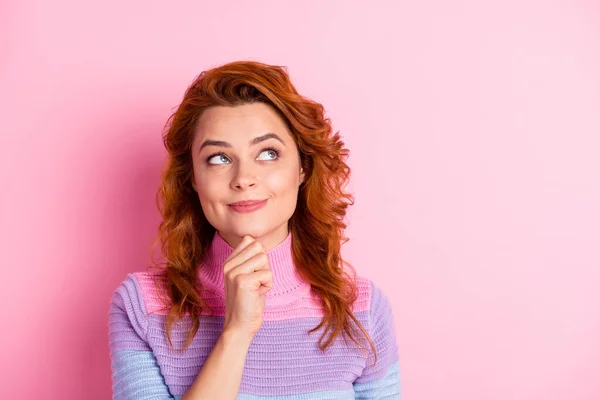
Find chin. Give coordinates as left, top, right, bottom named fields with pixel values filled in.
left=223, top=223, right=272, bottom=240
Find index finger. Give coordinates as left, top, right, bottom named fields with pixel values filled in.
left=224, top=235, right=255, bottom=264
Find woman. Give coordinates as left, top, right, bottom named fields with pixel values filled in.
left=108, top=60, right=401, bottom=399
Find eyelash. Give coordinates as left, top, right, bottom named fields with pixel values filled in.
left=205, top=147, right=281, bottom=165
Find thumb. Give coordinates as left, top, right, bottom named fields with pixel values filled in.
left=254, top=273, right=273, bottom=296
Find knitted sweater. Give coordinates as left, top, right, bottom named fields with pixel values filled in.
left=108, top=231, right=401, bottom=399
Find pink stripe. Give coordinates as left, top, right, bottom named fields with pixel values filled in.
left=135, top=271, right=372, bottom=321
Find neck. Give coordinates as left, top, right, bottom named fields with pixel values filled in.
left=198, top=230, right=310, bottom=306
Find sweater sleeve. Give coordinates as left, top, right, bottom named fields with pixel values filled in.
left=108, top=274, right=175, bottom=400
left=353, top=281, right=402, bottom=399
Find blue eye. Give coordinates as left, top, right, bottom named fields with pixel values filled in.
left=206, top=153, right=229, bottom=165
left=206, top=147, right=281, bottom=165
left=257, top=147, right=281, bottom=161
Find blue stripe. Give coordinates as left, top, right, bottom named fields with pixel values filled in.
left=111, top=350, right=175, bottom=399
left=175, top=389, right=356, bottom=399
left=353, top=361, right=401, bottom=399
left=114, top=350, right=400, bottom=399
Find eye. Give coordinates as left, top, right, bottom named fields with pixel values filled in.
left=206, top=152, right=230, bottom=165
left=257, top=147, right=281, bottom=161
left=206, top=147, right=281, bottom=165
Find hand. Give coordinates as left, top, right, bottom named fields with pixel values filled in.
left=222, top=235, right=273, bottom=339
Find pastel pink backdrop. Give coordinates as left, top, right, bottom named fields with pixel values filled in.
left=1, top=0, right=599, bottom=399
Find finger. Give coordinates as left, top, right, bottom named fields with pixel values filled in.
left=224, top=235, right=255, bottom=265
left=224, top=240, right=266, bottom=275
left=255, top=270, right=273, bottom=296
left=227, top=251, right=270, bottom=280
left=238, top=269, right=273, bottom=295
left=226, top=235, right=255, bottom=260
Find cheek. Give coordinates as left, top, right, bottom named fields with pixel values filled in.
left=194, top=170, right=225, bottom=202
left=265, top=169, right=300, bottom=193
left=197, top=181, right=224, bottom=202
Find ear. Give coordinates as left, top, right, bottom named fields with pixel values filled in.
left=299, top=167, right=305, bottom=186
left=191, top=179, right=197, bottom=192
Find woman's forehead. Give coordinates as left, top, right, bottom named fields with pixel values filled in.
left=195, top=104, right=293, bottom=144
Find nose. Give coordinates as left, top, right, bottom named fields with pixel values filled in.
left=230, top=161, right=258, bottom=190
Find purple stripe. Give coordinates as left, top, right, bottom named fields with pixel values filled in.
left=354, top=281, right=399, bottom=383
left=108, top=275, right=151, bottom=352
left=146, top=312, right=371, bottom=396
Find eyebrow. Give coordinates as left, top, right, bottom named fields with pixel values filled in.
left=199, top=132, right=286, bottom=152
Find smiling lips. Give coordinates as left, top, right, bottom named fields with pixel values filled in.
left=228, top=199, right=268, bottom=213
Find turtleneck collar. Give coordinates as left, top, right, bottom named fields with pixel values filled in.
left=198, top=230, right=311, bottom=307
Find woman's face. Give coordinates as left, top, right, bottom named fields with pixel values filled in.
left=191, top=102, right=305, bottom=250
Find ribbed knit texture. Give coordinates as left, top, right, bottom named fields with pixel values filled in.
left=108, top=231, right=401, bottom=399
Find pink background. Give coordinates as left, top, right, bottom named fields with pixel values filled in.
left=2, top=0, right=599, bottom=399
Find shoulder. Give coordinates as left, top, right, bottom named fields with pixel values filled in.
left=351, top=273, right=391, bottom=311
left=110, top=271, right=170, bottom=316
left=352, top=276, right=401, bottom=385
left=354, top=274, right=395, bottom=336
left=110, top=273, right=144, bottom=307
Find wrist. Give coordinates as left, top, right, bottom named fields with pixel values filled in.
left=220, top=327, right=255, bottom=349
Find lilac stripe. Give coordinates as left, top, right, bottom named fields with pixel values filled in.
left=146, top=312, right=371, bottom=396
left=108, top=275, right=151, bottom=352
left=354, top=281, right=400, bottom=383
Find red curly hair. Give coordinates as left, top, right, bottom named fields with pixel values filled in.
left=148, top=60, right=377, bottom=364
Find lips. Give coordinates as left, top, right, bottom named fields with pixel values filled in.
left=229, top=199, right=267, bottom=206
left=228, top=199, right=268, bottom=214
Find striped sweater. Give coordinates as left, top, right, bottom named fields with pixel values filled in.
left=108, top=231, right=401, bottom=399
